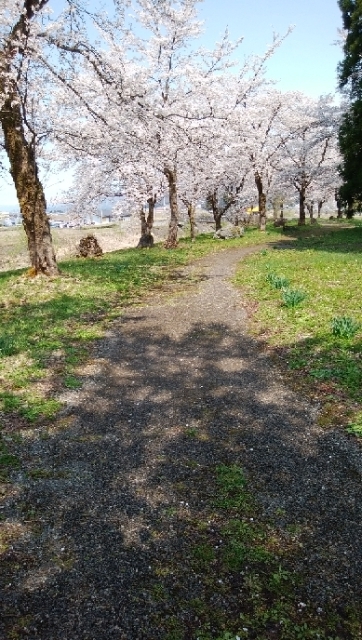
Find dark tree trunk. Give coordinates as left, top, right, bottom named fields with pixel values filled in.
left=280, top=200, right=284, bottom=220
left=317, top=200, right=324, bottom=218
left=337, top=202, right=343, bottom=219
left=207, top=190, right=222, bottom=230
left=164, top=166, right=178, bottom=248
left=0, top=95, right=59, bottom=275
left=187, top=203, right=196, bottom=241
left=255, top=172, right=266, bottom=231
left=298, top=187, right=306, bottom=225
left=346, top=200, right=354, bottom=219
left=214, top=212, right=223, bottom=231
left=335, top=190, right=343, bottom=219
left=140, top=207, right=148, bottom=236
left=137, top=194, right=156, bottom=248
left=146, top=195, right=156, bottom=233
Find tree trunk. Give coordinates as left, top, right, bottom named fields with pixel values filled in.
left=280, top=200, right=284, bottom=220
left=137, top=194, right=156, bottom=248
left=272, top=197, right=278, bottom=220
left=346, top=199, right=354, bottom=219
left=255, top=173, right=266, bottom=231
left=0, top=95, right=59, bottom=275
left=214, top=212, right=223, bottom=231
left=187, top=203, right=196, bottom=241
left=164, top=166, right=179, bottom=248
left=306, top=201, right=314, bottom=221
left=140, top=207, right=148, bottom=236
left=335, top=190, right=343, bottom=219
left=207, top=190, right=222, bottom=230
left=298, top=187, right=306, bottom=225
left=317, top=200, right=323, bottom=218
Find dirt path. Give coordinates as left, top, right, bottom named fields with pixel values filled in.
left=1, top=247, right=362, bottom=639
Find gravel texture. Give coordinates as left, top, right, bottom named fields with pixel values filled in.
left=1, top=246, right=362, bottom=639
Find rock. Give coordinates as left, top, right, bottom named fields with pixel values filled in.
left=214, top=228, right=232, bottom=239
left=273, top=218, right=286, bottom=228
left=76, top=234, right=103, bottom=258
left=213, top=225, right=244, bottom=240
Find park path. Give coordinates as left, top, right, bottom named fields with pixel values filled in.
left=1, top=246, right=362, bottom=639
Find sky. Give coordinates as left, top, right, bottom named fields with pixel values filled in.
left=0, top=0, right=343, bottom=208
left=198, top=0, right=342, bottom=97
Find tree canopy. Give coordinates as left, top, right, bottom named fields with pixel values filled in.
left=0, top=1, right=343, bottom=269
left=338, top=0, right=362, bottom=208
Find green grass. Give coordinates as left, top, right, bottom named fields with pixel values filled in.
left=331, top=316, right=360, bottom=338
left=347, top=412, right=362, bottom=436
left=147, top=462, right=361, bottom=639
left=265, top=273, right=290, bottom=289
left=234, top=223, right=362, bottom=430
left=281, top=287, right=308, bottom=308
left=0, top=228, right=281, bottom=423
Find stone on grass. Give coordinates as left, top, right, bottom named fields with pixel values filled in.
left=213, top=225, right=244, bottom=240
left=76, top=234, right=103, bottom=258
left=273, top=218, right=286, bottom=229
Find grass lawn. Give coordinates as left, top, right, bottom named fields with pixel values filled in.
left=234, top=220, right=362, bottom=437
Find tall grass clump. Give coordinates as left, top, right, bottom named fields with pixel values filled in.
left=331, top=316, right=360, bottom=339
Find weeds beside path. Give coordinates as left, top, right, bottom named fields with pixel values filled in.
left=1, top=234, right=362, bottom=639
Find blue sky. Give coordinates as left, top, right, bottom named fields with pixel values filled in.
left=198, top=0, right=342, bottom=97
left=0, top=0, right=343, bottom=207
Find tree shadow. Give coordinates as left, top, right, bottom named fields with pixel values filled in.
left=275, top=223, right=362, bottom=254
left=1, top=315, right=362, bottom=638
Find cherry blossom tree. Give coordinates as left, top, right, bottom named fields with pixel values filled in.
left=278, top=93, right=341, bottom=225
left=50, top=0, right=291, bottom=246
left=0, top=0, right=61, bottom=274
left=0, top=0, right=133, bottom=272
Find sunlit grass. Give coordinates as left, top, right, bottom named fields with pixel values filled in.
left=234, top=224, right=362, bottom=428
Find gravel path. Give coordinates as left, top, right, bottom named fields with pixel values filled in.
left=1, top=246, right=362, bottom=639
